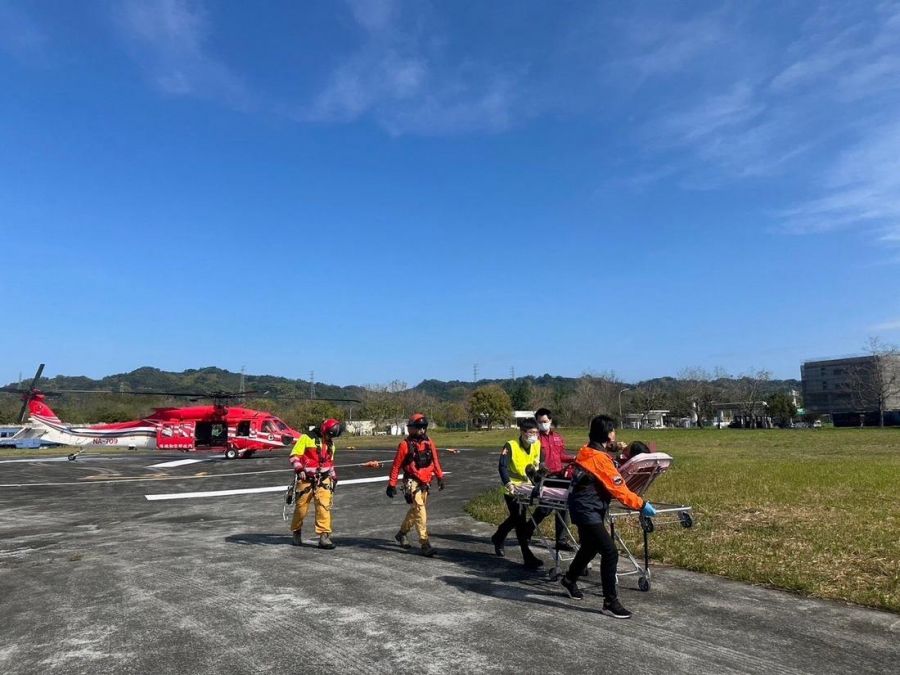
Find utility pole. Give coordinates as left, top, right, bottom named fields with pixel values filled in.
left=618, top=387, right=632, bottom=427
left=309, top=371, right=315, bottom=398
left=239, top=366, right=245, bottom=402
left=510, top=366, right=515, bottom=380
left=473, top=364, right=479, bottom=382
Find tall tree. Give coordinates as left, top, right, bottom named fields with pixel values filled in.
left=733, top=368, right=771, bottom=428
left=467, top=385, right=513, bottom=430
left=503, top=379, right=533, bottom=410
left=766, top=391, right=797, bottom=428
left=569, top=372, right=620, bottom=425
left=849, top=337, right=900, bottom=427
left=678, top=366, right=722, bottom=427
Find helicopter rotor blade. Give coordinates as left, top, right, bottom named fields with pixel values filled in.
left=18, top=363, right=44, bottom=423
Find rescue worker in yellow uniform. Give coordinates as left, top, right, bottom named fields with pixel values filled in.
left=489, top=418, right=544, bottom=569
left=385, top=413, right=445, bottom=557
left=289, top=418, right=342, bottom=549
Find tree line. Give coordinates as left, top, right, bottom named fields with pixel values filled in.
left=1, top=365, right=803, bottom=430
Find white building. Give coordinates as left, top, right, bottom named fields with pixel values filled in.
left=624, top=410, right=670, bottom=429
left=344, top=420, right=375, bottom=436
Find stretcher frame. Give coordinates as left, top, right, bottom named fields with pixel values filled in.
left=512, top=477, right=581, bottom=581
left=607, top=502, right=693, bottom=591
left=608, top=452, right=693, bottom=591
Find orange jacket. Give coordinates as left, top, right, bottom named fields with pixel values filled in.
left=389, top=437, right=444, bottom=486
left=573, top=445, right=644, bottom=511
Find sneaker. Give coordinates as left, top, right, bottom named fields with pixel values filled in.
left=523, top=556, right=544, bottom=570
left=603, top=597, right=632, bottom=619
left=555, top=541, right=576, bottom=552
left=318, top=534, right=336, bottom=550
left=421, top=542, right=436, bottom=557
left=560, top=575, right=584, bottom=600
left=490, top=533, right=505, bottom=557
left=291, top=530, right=302, bottom=547
left=394, top=531, right=411, bottom=549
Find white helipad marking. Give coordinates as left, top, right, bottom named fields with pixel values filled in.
left=147, top=459, right=207, bottom=468
left=144, top=475, right=390, bottom=501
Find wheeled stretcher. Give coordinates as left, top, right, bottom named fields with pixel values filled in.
left=511, top=477, right=579, bottom=581
left=608, top=452, right=693, bottom=592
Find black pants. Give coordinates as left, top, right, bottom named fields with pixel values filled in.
left=526, top=506, right=570, bottom=545
left=566, top=519, right=618, bottom=598
left=493, top=494, right=537, bottom=561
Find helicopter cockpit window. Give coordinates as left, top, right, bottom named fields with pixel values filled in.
left=236, top=421, right=251, bottom=437
left=260, top=420, right=275, bottom=434
left=272, top=418, right=288, bottom=431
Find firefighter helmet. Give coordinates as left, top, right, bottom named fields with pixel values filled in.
left=321, top=418, right=342, bottom=438
left=406, top=413, right=428, bottom=429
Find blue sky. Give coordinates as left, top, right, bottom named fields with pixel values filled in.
left=2, top=0, right=899, bottom=387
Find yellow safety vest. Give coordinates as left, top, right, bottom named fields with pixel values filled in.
left=507, top=438, right=540, bottom=485
left=289, top=434, right=336, bottom=461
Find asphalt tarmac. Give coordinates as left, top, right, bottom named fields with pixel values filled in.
left=0, top=447, right=897, bottom=674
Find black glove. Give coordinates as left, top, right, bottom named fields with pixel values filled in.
left=386, top=485, right=396, bottom=498
left=437, top=477, right=445, bottom=491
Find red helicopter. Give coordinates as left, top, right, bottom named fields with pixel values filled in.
left=2, top=365, right=357, bottom=460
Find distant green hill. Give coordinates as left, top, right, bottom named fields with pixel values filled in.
left=1, top=366, right=801, bottom=425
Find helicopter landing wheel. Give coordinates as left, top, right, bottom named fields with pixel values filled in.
left=224, top=448, right=238, bottom=460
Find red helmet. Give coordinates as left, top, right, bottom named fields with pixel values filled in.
left=407, top=413, right=428, bottom=429
left=320, top=418, right=342, bottom=438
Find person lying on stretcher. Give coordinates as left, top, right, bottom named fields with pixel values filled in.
left=616, top=440, right=650, bottom=467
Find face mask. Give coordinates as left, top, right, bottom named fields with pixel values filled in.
left=538, top=422, right=551, bottom=433
left=524, top=434, right=539, bottom=445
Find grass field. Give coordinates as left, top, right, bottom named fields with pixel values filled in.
left=414, top=427, right=899, bottom=613
left=5, top=428, right=897, bottom=612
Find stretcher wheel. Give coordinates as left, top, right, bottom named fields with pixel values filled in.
left=638, top=577, right=650, bottom=592
left=67, top=453, right=77, bottom=461
left=548, top=567, right=561, bottom=582
left=224, top=448, right=238, bottom=460
left=679, top=512, right=693, bottom=528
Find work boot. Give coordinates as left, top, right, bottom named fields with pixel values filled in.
left=490, top=532, right=505, bottom=557
left=318, top=534, right=335, bottom=550
left=421, top=541, right=436, bottom=557
left=394, top=530, right=411, bottom=549
left=291, top=530, right=302, bottom=547
left=602, top=597, right=632, bottom=619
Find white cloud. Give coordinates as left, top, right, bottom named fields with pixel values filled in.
left=301, top=1, right=526, bottom=136
left=870, top=318, right=900, bottom=332
left=614, top=10, right=729, bottom=79
left=779, top=119, right=900, bottom=238
left=113, top=0, right=247, bottom=105
left=610, top=2, right=900, bottom=250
